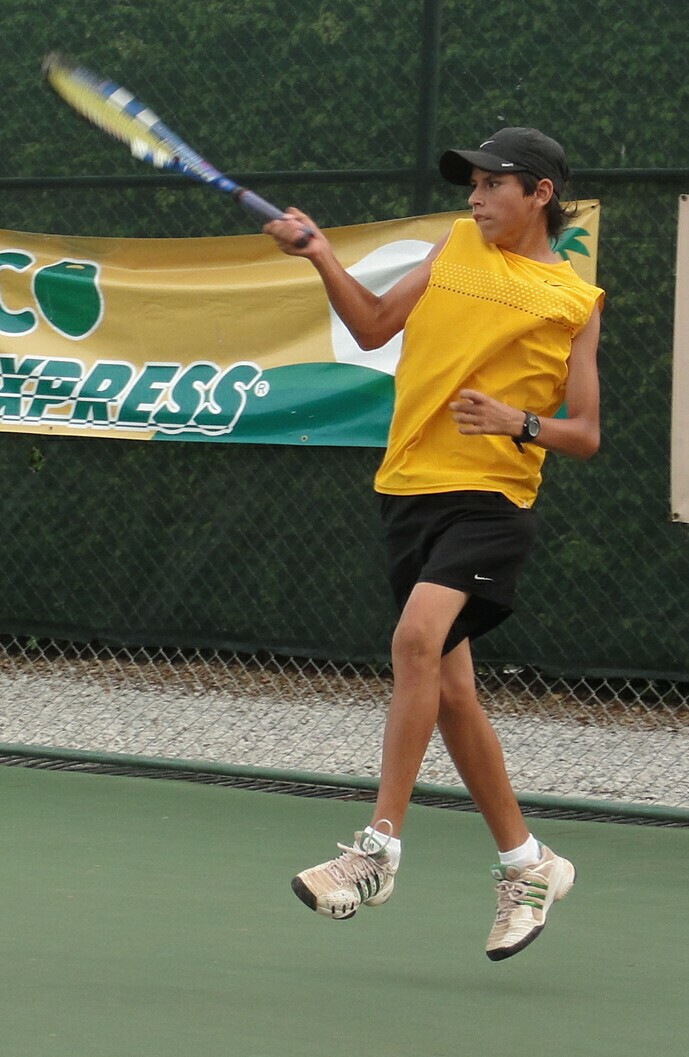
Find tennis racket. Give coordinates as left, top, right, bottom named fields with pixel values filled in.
left=42, top=52, right=312, bottom=245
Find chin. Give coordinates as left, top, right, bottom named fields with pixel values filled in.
left=475, top=220, right=498, bottom=244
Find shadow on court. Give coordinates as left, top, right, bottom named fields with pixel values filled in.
left=1, top=764, right=687, bottom=1057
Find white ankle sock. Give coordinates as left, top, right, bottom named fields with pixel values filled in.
left=499, top=834, right=540, bottom=869
left=362, top=825, right=401, bottom=867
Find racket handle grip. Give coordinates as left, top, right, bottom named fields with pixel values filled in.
left=234, top=188, right=313, bottom=247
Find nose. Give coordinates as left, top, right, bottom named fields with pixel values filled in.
left=468, top=186, right=482, bottom=206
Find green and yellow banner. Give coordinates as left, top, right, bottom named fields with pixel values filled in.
left=0, top=203, right=600, bottom=447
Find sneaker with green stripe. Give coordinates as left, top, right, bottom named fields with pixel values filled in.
left=485, top=844, right=576, bottom=961
left=291, top=823, right=397, bottom=920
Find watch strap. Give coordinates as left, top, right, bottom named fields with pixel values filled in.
left=512, top=411, right=540, bottom=453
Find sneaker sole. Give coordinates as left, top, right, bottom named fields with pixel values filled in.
left=291, top=876, right=357, bottom=920
left=486, top=923, right=545, bottom=961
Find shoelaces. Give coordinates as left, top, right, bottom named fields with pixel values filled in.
left=494, top=878, right=544, bottom=918
left=329, top=818, right=394, bottom=886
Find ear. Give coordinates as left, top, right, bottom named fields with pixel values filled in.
left=534, top=178, right=555, bottom=207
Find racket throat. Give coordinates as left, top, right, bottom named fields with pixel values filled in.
left=231, top=187, right=286, bottom=224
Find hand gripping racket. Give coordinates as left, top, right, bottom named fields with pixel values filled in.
left=42, top=52, right=312, bottom=246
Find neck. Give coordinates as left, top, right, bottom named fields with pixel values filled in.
left=494, top=213, right=557, bottom=263
left=498, top=223, right=558, bottom=264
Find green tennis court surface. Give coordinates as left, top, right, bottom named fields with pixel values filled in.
left=1, top=764, right=687, bottom=1057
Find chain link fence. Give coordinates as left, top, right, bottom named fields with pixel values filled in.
left=2, top=646, right=687, bottom=809
left=1, top=0, right=689, bottom=810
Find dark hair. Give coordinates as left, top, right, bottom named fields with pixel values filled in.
left=516, top=171, right=578, bottom=241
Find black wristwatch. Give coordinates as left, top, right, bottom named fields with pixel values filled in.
left=513, top=411, right=541, bottom=453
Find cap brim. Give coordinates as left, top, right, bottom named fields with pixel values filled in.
left=439, top=148, right=525, bottom=185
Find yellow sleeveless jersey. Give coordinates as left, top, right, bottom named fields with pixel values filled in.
left=374, top=218, right=604, bottom=507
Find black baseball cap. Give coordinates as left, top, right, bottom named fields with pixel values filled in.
left=439, top=127, right=569, bottom=197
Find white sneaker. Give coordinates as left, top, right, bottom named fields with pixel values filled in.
left=291, top=823, right=397, bottom=920
left=486, top=844, right=576, bottom=960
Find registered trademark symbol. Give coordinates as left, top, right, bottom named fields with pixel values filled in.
left=253, top=380, right=270, bottom=398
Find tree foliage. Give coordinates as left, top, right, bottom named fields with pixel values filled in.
left=1, top=0, right=688, bottom=674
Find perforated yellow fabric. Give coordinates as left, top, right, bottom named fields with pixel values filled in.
left=430, top=258, right=594, bottom=331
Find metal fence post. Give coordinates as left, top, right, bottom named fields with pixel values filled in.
left=412, top=0, right=442, bottom=216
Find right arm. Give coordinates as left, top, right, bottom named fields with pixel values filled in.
left=264, top=207, right=447, bottom=350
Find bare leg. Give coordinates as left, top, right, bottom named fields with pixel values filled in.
left=371, top=582, right=468, bottom=835
left=437, top=639, right=528, bottom=851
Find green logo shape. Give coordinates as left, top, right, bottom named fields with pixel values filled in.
left=551, top=226, right=591, bottom=262
left=0, top=251, right=35, bottom=335
left=33, top=260, right=103, bottom=339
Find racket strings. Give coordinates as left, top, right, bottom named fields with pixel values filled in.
left=44, top=57, right=181, bottom=171
left=42, top=52, right=277, bottom=218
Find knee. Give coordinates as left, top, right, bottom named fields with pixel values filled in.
left=391, top=616, right=441, bottom=671
left=438, top=673, right=480, bottom=723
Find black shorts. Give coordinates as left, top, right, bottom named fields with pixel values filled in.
left=379, top=490, right=538, bottom=654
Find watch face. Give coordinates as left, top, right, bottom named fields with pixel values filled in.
left=527, top=415, right=540, bottom=438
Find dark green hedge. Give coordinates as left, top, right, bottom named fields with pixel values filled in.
left=1, top=0, right=689, bottom=677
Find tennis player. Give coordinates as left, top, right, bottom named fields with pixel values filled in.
left=265, top=127, right=604, bottom=961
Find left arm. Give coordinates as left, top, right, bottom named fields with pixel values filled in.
left=449, top=305, right=602, bottom=460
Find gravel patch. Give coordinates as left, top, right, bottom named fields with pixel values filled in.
left=0, top=652, right=687, bottom=809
